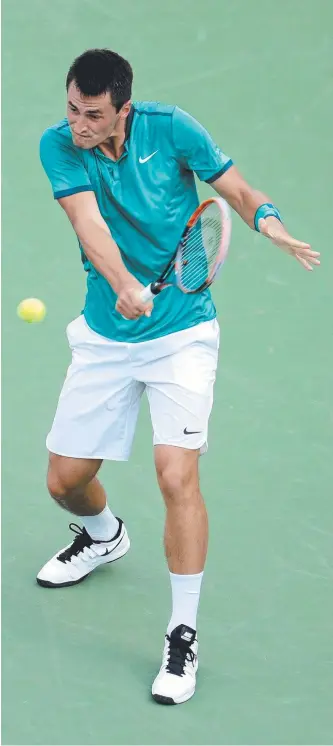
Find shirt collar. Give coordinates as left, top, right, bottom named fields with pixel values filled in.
left=124, top=104, right=134, bottom=144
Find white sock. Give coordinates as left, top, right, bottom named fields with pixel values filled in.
left=167, top=572, right=204, bottom=634
left=81, top=505, right=119, bottom=542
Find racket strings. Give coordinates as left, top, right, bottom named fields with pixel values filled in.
left=179, top=204, right=223, bottom=291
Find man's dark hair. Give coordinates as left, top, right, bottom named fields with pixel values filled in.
left=66, top=49, right=133, bottom=112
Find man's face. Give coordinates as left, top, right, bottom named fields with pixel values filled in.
left=67, top=81, right=130, bottom=149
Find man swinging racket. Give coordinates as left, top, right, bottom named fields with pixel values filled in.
left=38, top=48, right=320, bottom=705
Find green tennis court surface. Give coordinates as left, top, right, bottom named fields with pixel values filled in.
left=2, top=1, right=333, bottom=743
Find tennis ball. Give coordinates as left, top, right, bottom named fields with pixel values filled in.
left=17, top=298, right=46, bottom=323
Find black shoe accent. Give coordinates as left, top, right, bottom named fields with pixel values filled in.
left=165, top=624, right=197, bottom=677
left=111, top=518, right=123, bottom=541
left=152, top=694, right=176, bottom=705
left=57, top=524, right=94, bottom=564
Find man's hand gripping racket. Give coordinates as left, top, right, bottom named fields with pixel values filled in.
left=140, top=197, right=232, bottom=305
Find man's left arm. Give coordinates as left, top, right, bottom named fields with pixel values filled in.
left=211, top=166, right=320, bottom=271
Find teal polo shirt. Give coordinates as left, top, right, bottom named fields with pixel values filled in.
left=40, top=101, right=233, bottom=342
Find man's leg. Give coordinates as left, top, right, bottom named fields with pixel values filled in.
left=37, top=315, right=145, bottom=588
left=156, top=445, right=206, bottom=629
left=37, top=453, right=130, bottom=588
left=150, top=446, right=204, bottom=704
left=142, top=319, right=219, bottom=704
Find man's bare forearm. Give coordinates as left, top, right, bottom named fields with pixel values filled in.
left=212, top=169, right=281, bottom=230
left=74, top=218, right=133, bottom=294
left=215, top=181, right=273, bottom=229
left=231, top=187, right=273, bottom=229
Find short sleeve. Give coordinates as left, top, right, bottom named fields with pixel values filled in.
left=40, top=127, right=93, bottom=199
left=171, top=107, right=233, bottom=183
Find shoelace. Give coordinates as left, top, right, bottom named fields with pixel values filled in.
left=165, top=636, right=196, bottom=677
left=57, top=524, right=93, bottom=564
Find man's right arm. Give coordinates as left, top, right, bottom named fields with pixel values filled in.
left=60, top=192, right=152, bottom=319
left=40, top=128, right=152, bottom=319
left=58, top=191, right=133, bottom=294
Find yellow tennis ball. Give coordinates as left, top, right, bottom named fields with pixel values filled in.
left=17, top=298, right=46, bottom=323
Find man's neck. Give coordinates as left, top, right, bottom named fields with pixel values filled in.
left=98, top=119, right=127, bottom=161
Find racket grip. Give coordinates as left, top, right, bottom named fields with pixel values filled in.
left=140, top=285, right=155, bottom=303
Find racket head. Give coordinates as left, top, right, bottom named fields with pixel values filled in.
left=175, top=197, right=231, bottom=294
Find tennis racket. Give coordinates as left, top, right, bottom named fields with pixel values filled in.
left=140, top=197, right=232, bottom=303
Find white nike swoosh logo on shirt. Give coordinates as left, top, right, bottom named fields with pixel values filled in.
left=139, top=150, right=159, bottom=164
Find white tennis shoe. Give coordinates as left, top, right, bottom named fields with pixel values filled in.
left=36, top=519, right=130, bottom=588
left=152, top=624, right=198, bottom=705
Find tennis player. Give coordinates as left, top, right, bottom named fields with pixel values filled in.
left=37, top=49, right=320, bottom=705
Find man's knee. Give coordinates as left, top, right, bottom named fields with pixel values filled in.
left=155, top=446, right=200, bottom=502
left=46, top=453, right=101, bottom=502
left=47, top=472, right=72, bottom=501
left=47, top=465, right=78, bottom=502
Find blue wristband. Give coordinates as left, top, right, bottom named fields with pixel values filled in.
left=254, top=203, right=282, bottom=232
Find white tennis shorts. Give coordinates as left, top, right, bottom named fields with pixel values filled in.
left=46, top=315, right=220, bottom=460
